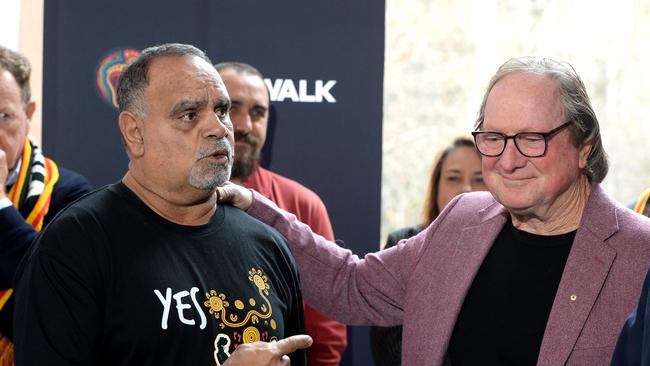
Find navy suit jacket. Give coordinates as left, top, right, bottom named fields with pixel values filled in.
left=0, top=167, right=92, bottom=288
left=611, top=266, right=650, bottom=365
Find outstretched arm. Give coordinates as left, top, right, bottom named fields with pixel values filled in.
left=217, top=182, right=423, bottom=327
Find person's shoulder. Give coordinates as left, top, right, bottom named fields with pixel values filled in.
left=55, top=166, right=93, bottom=191
left=450, top=191, right=500, bottom=214
left=613, top=200, right=650, bottom=236
left=220, top=204, right=295, bottom=257
left=388, top=225, right=423, bottom=242
left=50, top=166, right=94, bottom=208
left=57, top=166, right=90, bottom=183
left=459, top=190, right=496, bottom=203
left=586, top=184, right=650, bottom=231
left=385, top=224, right=424, bottom=249
left=30, top=185, right=121, bottom=259
left=431, top=191, right=504, bottom=231
left=221, top=203, right=281, bottom=232
left=260, top=168, right=324, bottom=203
left=50, top=183, right=124, bottom=222
left=584, top=185, right=650, bottom=261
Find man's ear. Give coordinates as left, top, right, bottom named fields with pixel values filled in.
left=25, top=101, right=36, bottom=121
left=118, top=111, right=145, bottom=157
left=578, top=141, right=594, bottom=169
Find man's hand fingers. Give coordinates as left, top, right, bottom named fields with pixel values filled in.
left=280, top=355, right=290, bottom=366
left=216, top=181, right=253, bottom=210
left=274, top=335, right=313, bottom=356
left=222, top=336, right=311, bottom=365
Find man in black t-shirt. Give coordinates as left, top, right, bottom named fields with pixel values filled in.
left=13, top=43, right=311, bottom=366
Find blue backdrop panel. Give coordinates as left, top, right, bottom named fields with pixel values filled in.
left=43, top=1, right=384, bottom=365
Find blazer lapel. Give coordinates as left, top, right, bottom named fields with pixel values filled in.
left=426, top=204, right=508, bottom=363
left=537, top=185, right=618, bottom=366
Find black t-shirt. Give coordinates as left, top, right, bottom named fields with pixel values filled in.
left=14, top=183, right=306, bottom=366
left=449, top=218, right=575, bottom=366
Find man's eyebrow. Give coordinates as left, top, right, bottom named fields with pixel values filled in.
left=169, top=99, right=207, bottom=117
left=215, top=97, right=231, bottom=110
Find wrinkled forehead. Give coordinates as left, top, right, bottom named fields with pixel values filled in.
left=483, top=73, right=564, bottom=130
left=146, top=55, right=227, bottom=98
left=0, top=68, right=22, bottom=95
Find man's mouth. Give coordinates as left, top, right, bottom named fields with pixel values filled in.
left=500, top=175, right=535, bottom=185
left=201, top=148, right=230, bottom=163
left=235, top=140, right=252, bottom=147
left=234, top=140, right=257, bottom=155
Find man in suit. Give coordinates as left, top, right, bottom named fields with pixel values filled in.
left=0, top=45, right=92, bottom=364
left=218, top=56, right=650, bottom=365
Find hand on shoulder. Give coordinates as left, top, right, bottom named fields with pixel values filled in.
left=217, top=181, right=253, bottom=210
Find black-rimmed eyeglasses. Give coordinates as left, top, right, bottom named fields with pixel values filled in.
left=471, top=121, right=573, bottom=158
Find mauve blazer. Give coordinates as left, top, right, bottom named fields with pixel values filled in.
left=248, top=184, right=650, bottom=366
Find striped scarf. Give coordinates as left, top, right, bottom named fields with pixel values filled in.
left=0, top=137, right=59, bottom=365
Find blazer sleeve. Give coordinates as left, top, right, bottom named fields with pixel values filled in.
left=247, top=191, right=430, bottom=326
left=299, top=193, right=347, bottom=366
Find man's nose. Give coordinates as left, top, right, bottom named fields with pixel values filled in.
left=205, top=112, right=230, bottom=139
left=232, top=113, right=252, bottom=135
left=498, top=139, right=527, bottom=170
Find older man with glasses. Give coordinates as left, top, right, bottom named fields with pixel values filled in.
left=217, top=56, right=650, bottom=366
